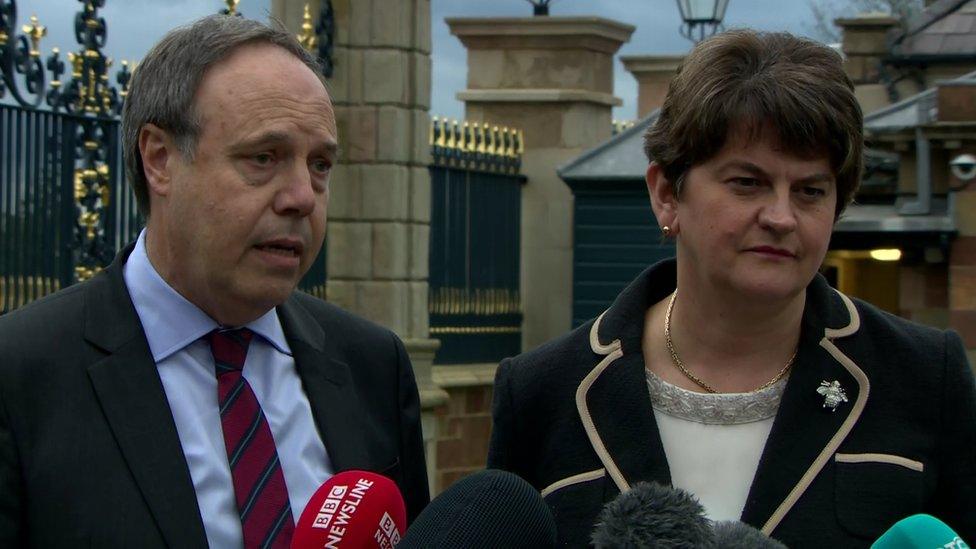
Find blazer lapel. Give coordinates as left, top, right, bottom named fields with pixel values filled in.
left=577, top=261, right=677, bottom=493
left=741, top=276, right=869, bottom=535
left=583, top=343, right=671, bottom=491
left=84, top=253, right=208, bottom=548
left=278, top=297, right=369, bottom=472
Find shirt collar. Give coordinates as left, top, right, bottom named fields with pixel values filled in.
left=123, top=229, right=292, bottom=362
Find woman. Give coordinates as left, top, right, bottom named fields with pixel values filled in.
left=487, top=30, right=975, bottom=547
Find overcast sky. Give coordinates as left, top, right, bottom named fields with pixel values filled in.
left=12, top=0, right=822, bottom=120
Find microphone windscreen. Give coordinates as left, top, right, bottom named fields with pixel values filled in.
left=711, top=521, right=788, bottom=549
left=870, top=514, right=967, bottom=549
left=591, top=481, right=712, bottom=549
left=397, top=469, right=557, bottom=549
left=291, top=470, right=406, bottom=549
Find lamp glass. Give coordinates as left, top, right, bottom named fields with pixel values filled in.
left=677, top=0, right=723, bottom=22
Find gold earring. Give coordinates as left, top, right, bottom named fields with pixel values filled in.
left=662, top=225, right=672, bottom=237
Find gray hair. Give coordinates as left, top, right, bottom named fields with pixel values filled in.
left=121, top=15, right=326, bottom=217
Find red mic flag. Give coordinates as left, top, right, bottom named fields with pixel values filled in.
left=291, top=470, right=406, bottom=549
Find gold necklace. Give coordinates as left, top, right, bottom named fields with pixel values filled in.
left=663, top=291, right=796, bottom=394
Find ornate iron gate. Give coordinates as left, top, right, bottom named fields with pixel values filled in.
left=428, top=118, right=524, bottom=364
left=0, top=0, right=328, bottom=313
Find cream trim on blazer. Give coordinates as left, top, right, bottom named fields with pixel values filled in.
left=576, top=312, right=628, bottom=493
left=761, top=290, right=869, bottom=535
left=834, top=453, right=924, bottom=473
left=541, top=468, right=607, bottom=498
left=576, top=289, right=870, bottom=537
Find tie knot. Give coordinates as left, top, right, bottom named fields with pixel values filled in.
left=207, top=328, right=253, bottom=373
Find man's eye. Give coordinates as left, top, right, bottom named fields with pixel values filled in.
left=801, top=186, right=826, bottom=197
left=311, top=159, right=332, bottom=173
left=252, top=153, right=274, bottom=166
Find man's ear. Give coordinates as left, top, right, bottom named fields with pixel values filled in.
left=138, top=124, right=178, bottom=198
left=646, top=162, right=679, bottom=234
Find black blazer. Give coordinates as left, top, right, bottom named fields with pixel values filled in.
left=488, top=260, right=976, bottom=548
left=0, top=245, right=429, bottom=548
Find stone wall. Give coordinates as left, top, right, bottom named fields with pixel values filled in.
left=448, top=17, right=633, bottom=352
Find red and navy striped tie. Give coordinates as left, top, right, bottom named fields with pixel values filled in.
left=208, top=328, right=295, bottom=549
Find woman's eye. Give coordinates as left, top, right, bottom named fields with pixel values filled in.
left=730, top=177, right=759, bottom=188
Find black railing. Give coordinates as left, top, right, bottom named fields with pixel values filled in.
left=0, top=103, right=136, bottom=313
left=428, top=118, right=525, bottom=364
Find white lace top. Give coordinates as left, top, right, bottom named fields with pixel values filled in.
left=646, top=368, right=787, bottom=521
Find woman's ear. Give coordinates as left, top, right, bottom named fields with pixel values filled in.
left=646, top=162, right=679, bottom=235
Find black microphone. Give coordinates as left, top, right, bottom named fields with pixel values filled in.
left=712, top=521, right=788, bottom=548
left=397, top=469, right=557, bottom=549
left=591, top=481, right=713, bottom=548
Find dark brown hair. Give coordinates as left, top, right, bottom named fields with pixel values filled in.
left=643, top=30, right=863, bottom=218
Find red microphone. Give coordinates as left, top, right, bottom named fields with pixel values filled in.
left=291, top=470, right=406, bottom=549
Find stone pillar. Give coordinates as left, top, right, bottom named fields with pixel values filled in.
left=272, top=0, right=448, bottom=492
left=835, top=13, right=900, bottom=114
left=620, top=55, right=684, bottom=118
left=447, top=17, right=634, bottom=350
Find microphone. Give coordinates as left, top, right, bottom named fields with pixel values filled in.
left=291, top=470, right=406, bottom=549
left=397, top=469, right=557, bottom=549
left=591, top=481, right=713, bottom=548
left=711, top=521, right=788, bottom=549
left=871, top=514, right=969, bottom=548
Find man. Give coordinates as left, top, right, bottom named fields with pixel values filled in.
left=0, top=15, right=428, bottom=548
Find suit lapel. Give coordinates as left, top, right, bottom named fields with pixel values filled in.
left=84, top=251, right=208, bottom=548
left=741, top=277, right=869, bottom=535
left=278, top=297, right=369, bottom=472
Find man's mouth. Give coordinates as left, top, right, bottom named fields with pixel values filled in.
left=255, top=239, right=304, bottom=257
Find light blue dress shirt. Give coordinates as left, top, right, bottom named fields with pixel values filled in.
left=123, top=229, right=333, bottom=548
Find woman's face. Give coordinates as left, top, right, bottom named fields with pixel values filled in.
left=656, top=132, right=837, bottom=304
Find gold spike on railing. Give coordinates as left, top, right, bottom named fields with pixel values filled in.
left=429, top=117, right=524, bottom=171
left=476, top=123, right=487, bottom=154
left=461, top=121, right=471, bottom=152
left=490, top=126, right=500, bottom=156
left=612, top=119, right=636, bottom=135
left=445, top=119, right=457, bottom=149
left=297, top=4, right=318, bottom=53
left=22, top=15, right=46, bottom=58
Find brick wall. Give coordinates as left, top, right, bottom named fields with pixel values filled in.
left=951, top=236, right=976, bottom=361
left=899, top=263, right=950, bottom=329
left=431, top=365, right=497, bottom=495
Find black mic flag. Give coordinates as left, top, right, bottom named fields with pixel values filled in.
left=398, top=469, right=557, bottom=549
left=591, top=481, right=712, bottom=548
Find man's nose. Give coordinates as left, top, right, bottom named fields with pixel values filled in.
left=274, top=161, right=318, bottom=217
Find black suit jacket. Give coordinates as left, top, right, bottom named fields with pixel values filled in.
left=488, top=260, right=976, bottom=548
left=0, top=245, right=429, bottom=547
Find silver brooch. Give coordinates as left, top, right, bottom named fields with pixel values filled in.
left=817, top=380, right=848, bottom=412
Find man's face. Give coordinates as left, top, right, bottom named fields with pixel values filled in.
left=152, top=43, right=337, bottom=325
